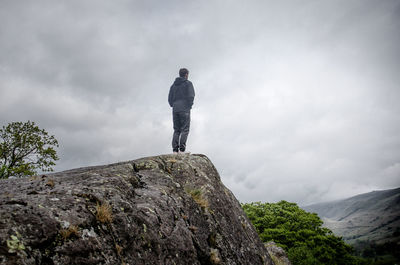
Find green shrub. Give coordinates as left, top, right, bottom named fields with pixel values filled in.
left=242, top=201, right=362, bottom=265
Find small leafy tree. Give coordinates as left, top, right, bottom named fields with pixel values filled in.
left=242, top=201, right=363, bottom=265
left=0, top=121, right=59, bottom=179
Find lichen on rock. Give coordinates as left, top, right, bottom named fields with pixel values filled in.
left=6, top=232, right=25, bottom=254
left=0, top=154, right=273, bottom=265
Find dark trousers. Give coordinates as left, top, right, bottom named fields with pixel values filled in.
left=172, top=111, right=190, bottom=152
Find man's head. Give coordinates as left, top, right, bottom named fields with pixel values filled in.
left=179, top=68, right=189, bottom=79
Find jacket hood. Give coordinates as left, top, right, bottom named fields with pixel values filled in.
left=173, top=77, right=187, bottom=85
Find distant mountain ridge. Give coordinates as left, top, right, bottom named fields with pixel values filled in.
left=303, top=187, right=400, bottom=245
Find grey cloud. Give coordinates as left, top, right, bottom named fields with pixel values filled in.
left=1, top=0, right=399, bottom=205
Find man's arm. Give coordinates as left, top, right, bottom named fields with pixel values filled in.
left=187, top=81, right=195, bottom=108
left=168, top=85, right=174, bottom=107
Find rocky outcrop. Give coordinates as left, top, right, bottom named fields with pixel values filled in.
left=0, top=154, right=273, bottom=265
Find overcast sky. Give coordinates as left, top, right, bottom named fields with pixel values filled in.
left=1, top=0, right=399, bottom=205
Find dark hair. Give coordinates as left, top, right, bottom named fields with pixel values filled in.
left=179, top=68, right=189, bottom=77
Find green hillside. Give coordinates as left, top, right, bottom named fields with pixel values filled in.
left=303, top=187, right=400, bottom=245
left=303, top=188, right=400, bottom=263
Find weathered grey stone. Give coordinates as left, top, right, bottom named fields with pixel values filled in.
left=0, top=154, right=273, bottom=265
left=265, top=242, right=291, bottom=265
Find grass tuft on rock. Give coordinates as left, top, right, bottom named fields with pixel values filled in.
left=60, top=225, right=79, bottom=240
left=96, top=202, right=113, bottom=223
left=187, top=188, right=209, bottom=210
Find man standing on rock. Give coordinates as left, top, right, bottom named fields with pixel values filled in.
left=168, top=68, right=195, bottom=154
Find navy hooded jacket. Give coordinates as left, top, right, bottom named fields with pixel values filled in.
left=168, top=77, right=195, bottom=112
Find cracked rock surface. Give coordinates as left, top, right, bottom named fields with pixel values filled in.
left=0, top=154, right=273, bottom=265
